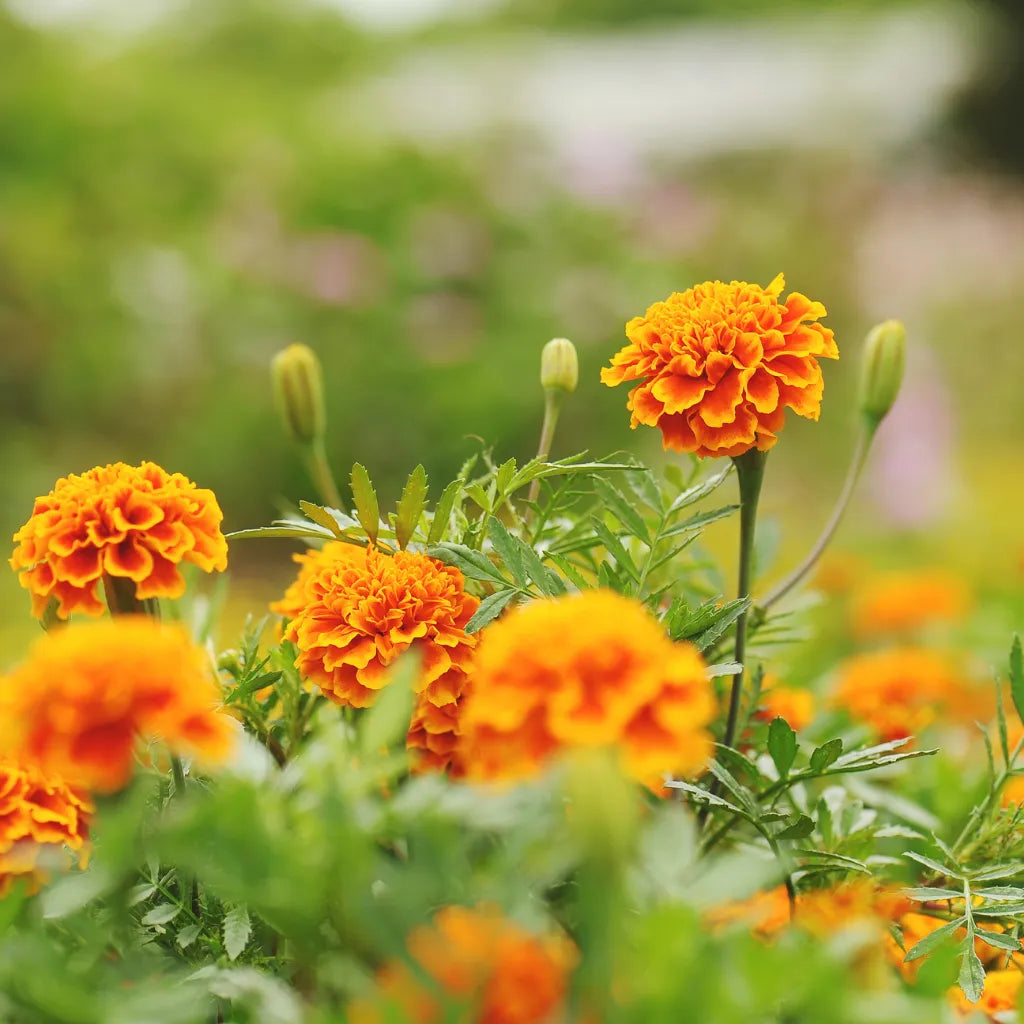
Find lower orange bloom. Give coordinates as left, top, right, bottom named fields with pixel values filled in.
left=273, top=542, right=479, bottom=773
left=459, top=589, right=714, bottom=787
left=947, top=969, right=1022, bottom=1019
left=350, top=905, right=575, bottom=1024
left=0, top=757, right=92, bottom=896
left=832, top=648, right=974, bottom=742
left=850, top=569, right=972, bottom=637
left=0, top=618, right=236, bottom=792
left=753, top=681, right=816, bottom=732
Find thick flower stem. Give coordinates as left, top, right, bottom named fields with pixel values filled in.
left=721, top=449, right=767, bottom=753
left=102, top=574, right=159, bottom=618
left=526, top=389, right=565, bottom=513
left=303, top=437, right=342, bottom=510
left=758, top=424, right=873, bottom=615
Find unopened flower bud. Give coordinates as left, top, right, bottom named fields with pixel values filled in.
left=272, top=343, right=326, bottom=444
left=540, top=337, right=578, bottom=395
left=858, top=319, right=906, bottom=428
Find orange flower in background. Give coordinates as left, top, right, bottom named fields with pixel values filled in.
left=753, top=680, right=816, bottom=732
left=0, top=757, right=92, bottom=897
left=10, top=462, right=228, bottom=620
left=948, top=969, right=1022, bottom=1019
left=832, top=648, right=975, bottom=742
left=601, top=275, right=837, bottom=458
left=273, top=542, right=479, bottom=772
left=459, top=589, right=715, bottom=787
left=0, top=618, right=235, bottom=792
left=351, top=905, right=575, bottom=1024
left=850, top=569, right=973, bottom=637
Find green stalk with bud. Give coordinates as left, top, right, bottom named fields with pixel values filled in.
left=527, top=338, right=578, bottom=510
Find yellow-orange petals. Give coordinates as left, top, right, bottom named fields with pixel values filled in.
left=10, top=462, right=228, bottom=620
left=850, top=569, right=973, bottom=637
left=0, top=758, right=92, bottom=897
left=273, top=543, right=479, bottom=772
left=459, top=589, right=714, bottom=787
left=0, top=619, right=235, bottom=793
left=351, top=905, right=575, bottom=1024
left=602, top=275, right=837, bottom=458
left=753, top=683, right=816, bottom=732
left=948, top=969, right=1022, bottom=1019
left=832, top=648, right=970, bottom=743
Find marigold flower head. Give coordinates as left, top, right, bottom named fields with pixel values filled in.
left=0, top=757, right=92, bottom=897
left=832, top=648, right=973, bottom=743
left=948, top=969, right=1022, bottom=1018
left=10, top=461, right=228, bottom=620
left=850, top=569, right=973, bottom=637
left=459, top=589, right=715, bottom=787
left=0, top=618, right=236, bottom=792
left=350, top=905, right=575, bottom=1024
left=273, top=542, right=479, bottom=772
left=753, top=679, right=816, bottom=732
left=601, top=275, right=838, bottom=458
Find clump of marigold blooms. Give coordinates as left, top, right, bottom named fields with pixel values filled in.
left=832, top=648, right=977, bottom=743
left=0, top=757, right=92, bottom=897
left=601, top=275, right=837, bottom=458
left=948, top=969, right=1022, bottom=1019
left=752, top=678, right=816, bottom=732
left=349, top=905, right=576, bottom=1024
left=850, top=569, right=973, bottom=637
left=272, top=542, right=478, bottom=772
left=10, top=461, right=228, bottom=620
left=0, top=618, right=236, bottom=792
left=458, top=589, right=714, bottom=788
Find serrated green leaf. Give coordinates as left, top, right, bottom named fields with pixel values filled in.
left=768, top=717, right=798, bottom=778
left=177, top=923, right=202, bottom=949
left=967, top=862, right=1024, bottom=882
left=666, top=466, right=732, bottom=513
left=227, top=524, right=335, bottom=541
left=974, top=927, right=1022, bottom=952
left=298, top=500, right=345, bottom=538
left=589, top=517, right=640, bottom=583
left=428, top=543, right=508, bottom=586
left=349, top=464, right=379, bottom=545
left=903, top=915, right=966, bottom=963
left=465, top=589, right=518, bottom=634
left=904, top=851, right=961, bottom=879
left=142, top=903, right=182, bottom=927
left=975, top=886, right=1024, bottom=901
left=809, top=738, right=844, bottom=773
left=663, top=780, right=748, bottom=817
left=693, top=599, right=751, bottom=653
left=973, top=902, right=1024, bottom=916
left=395, top=465, right=429, bottom=550
left=775, top=814, right=814, bottom=841
left=545, top=553, right=591, bottom=591
left=591, top=478, right=651, bottom=545
left=661, top=504, right=739, bottom=538
left=816, top=795, right=834, bottom=848
left=427, top=479, right=464, bottom=546
left=226, top=671, right=282, bottom=705
left=706, top=761, right=758, bottom=817
left=958, top=944, right=985, bottom=1003
left=494, top=458, right=517, bottom=497
left=486, top=517, right=527, bottom=587
left=224, top=904, right=251, bottom=961
left=903, top=887, right=964, bottom=901
left=795, top=849, right=872, bottom=874
left=1010, top=635, right=1024, bottom=729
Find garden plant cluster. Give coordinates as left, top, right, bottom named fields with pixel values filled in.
left=2, top=275, right=1023, bottom=1023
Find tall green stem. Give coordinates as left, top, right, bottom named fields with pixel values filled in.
left=722, top=450, right=767, bottom=752
left=303, top=437, right=342, bottom=510
left=758, top=425, right=872, bottom=614
left=526, top=389, right=565, bottom=512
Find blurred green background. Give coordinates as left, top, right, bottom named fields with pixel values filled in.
left=4, top=0, right=1024, bottom=646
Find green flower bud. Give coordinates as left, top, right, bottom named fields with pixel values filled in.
left=272, top=343, right=326, bottom=444
left=858, top=319, right=906, bottom=428
left=540, top=337, right=578, bottom=395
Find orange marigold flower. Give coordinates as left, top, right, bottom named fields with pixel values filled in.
left=753, top=681, right=816, bottom=732
left=850, top=569, right=973, bottom=637
left=350, top=905, right=575, bottom=1024
left=1002, top=775, right=1024, bottom=809
left=948, top=969, right=1022, bottom=1019
left=459, top=589, right=715, bottom=787
left=832, top=648, right=972, bottom=743
left=273, top=542, right=479, bottom=772
left=10, top=461, right=228, bottom=620
left=601, top=275, right=838, bottom=458
left=0, top=757, right=92, bottom=897
left=0, top=619, right=236, bottom=792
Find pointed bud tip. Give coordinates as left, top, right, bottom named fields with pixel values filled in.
left=271, top=343, right=326, bottom=444
left=858, top=319, right=906, bottom=428
left=540, top=337, right=578, bottom=395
